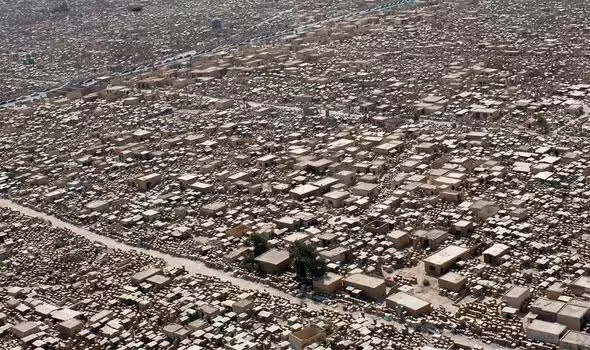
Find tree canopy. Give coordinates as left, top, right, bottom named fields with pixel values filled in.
left=248, top=233, right=269, bottom=257
left=289, top=242, right=326, bottom=281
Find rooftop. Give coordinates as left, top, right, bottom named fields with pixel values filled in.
left=254, top=249, right=290, bottom=265
left=387, top=292, right=431, bottom=311
left=423, top=245, right=469, bottom=266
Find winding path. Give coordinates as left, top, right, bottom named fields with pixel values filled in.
left=0, top=198, right=508, bottom=349
left=0, top=199, right=316, bottom=307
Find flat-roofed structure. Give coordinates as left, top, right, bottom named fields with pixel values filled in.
left=201, top=202, right=227, bottom=216
left=254, top=249, right=290, bottom=274
left=527, top=319, right=567, bottom=344
left=530, top=297, right=566, bottom=322
left=431, top=176, right=462, bottom=190
left=146, top=274, right=172, bottom=291
left=85, top=199, right=110, bottom=212
left=131, top=267, right=162, bottom=285
left=452, top=219, right=473, bottom=236
left=177, top=173, right=199, bottom=189
left=323, top=190, right=350, bottom=208
left=373, top=140, right=404, bottom=155
left=387, top=229, right=410, bottom=249
left=311, top=176, right=338, bottom=192
left=558, top=303, right=590, bottom=331
left=423, top=245, right=469, bottom=276
left=560, top=330, right=590, bottom=350
left=283, top=232, right=310, bottom=245
left=571, top=276, right=590, bottom=296
left=503, top=286, right=531, bottom=311
left=134, top=172, right=162, bottom=191
left=335, top=170, right=356, bottom=185
left=10, top=321, right=39, bottom=339
left=417, top=229, right=448, bottom=250
left=469, top=199, right=500, bottom=222
left=386, top=291, right=433, bottom=317
left=190, top=181, right=214, bottom=193
left=57, top=319, right=84, bottom=338
left=290, top=184, right=319, bottom=200
left=313, top=272, right=344, bottom=295
left=438, top=272, right=468, bottom=292
left=319, top=246, right=349, bottom=263
left=343, top=274, right=386, bottom=301
left=483, top=243, right=510, bottom=265
left=256, top=154, right=277, bottom=168
left=352, top=182, right=379, bottom=197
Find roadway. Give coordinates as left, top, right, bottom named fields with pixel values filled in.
left=0, top=199, right=316, bottom=308
left=0, top=198, right=507, bottom=349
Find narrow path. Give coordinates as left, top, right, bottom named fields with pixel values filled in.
left=0, top=199, right=314, bottom=309
left=0, top=198, right=508, bottom=349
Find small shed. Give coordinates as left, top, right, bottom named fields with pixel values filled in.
left=386, top=292, right=433, bottom=317
left=313, top=272, right=344, bottom=295
left=343, top=274, right=386, bottom=301
left=559, top=330, right=590, bottom=350
left=527, top=319, right=566, bottom=344
left=557, top=303, right=590, bottom=331
left=483, top=243, right=510, bottom=265
left=530, top=297, right=566, bottom=322
left=438, top=272, right=468, bottom=292
left=503, top=286, right=531, bottom=311
left=423, top=245, right=469, bottom=276
left=254, top=249, right=290, bottom=274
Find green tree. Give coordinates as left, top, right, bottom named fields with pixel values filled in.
left=290, top=242, right=326, bottom=281
left=248, top=233, right=269, bottom=257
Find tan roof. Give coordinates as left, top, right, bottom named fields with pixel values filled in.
left=558, top=303, right=589, bottom=319
left=423, top=245, right=469, bottom=266
left=483, top=243, right=509, bottom=257
left=290, top=184, right=319, bottom=196
left=387, top=292, right=431, bottom=311
left=344, top=274, right=384, bottom=289
left=439, top=272, right=467, bottom=284
left=324, top=190, right=349, bottom=200
left=528, top=319, right=566, bottom=336
left=531, top=297, right=565, bottom=314
left=504, top=286, right=530, bottom=299
left=255, top=249, right=290, bottom=265
left=561, top=330, right=590, bottom=346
